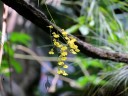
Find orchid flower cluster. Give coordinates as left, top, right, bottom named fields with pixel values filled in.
left=48, top=25, right=80, bottom=76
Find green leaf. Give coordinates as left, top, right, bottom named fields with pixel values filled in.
left=77, top=75, right=105, bottom=87
left=1, top=60, right=9, bottom=68
left=4, top=43, right=14, bottom=57
left=11, top=59, right=22, bottom=73
left=76, top=16, right=86, bottom=24
left=10, top=32, right=31, bottom=46
left=66, top=24, right=80, bottom=34
left=81, top=58, right=104, bottom=69
left=77, top=76, right=89, bottom=87
left=108, top=33, right=118, bottom=43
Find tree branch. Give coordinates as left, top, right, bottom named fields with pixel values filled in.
left=1, top=0, right=128, bottom=63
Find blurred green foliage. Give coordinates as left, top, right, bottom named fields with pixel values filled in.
left=47, top=0, right=128, bottom=91
left=0, top=32, right=31, bottom=75
left=39, top=1, right=128, bottom=95
left=1, top=0, right=128, bottom=95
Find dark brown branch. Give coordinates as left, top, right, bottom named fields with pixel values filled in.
left=1, top=0, right=128, bottom=63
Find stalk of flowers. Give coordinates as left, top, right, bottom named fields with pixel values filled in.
left=48, top=25, right=80, bottom=76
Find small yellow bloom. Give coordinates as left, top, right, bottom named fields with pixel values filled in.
left=53, top=34, right=60, bottom=38
left=61, top=46, right=67, bottom=51
left=58, top=61, right=64, bottom=65
left=52, top=32, right=56, bottom=35
left=49, top=49, right=54, bottom=55
left=54, top=42, right=61, bottom=47
left=63, top=71, right=68, bottom=76
left=61, top=29, right=65, bottom=32
left=72, top=38, right=77, bottom=42
left=62, top=31, right=67, bottom=36
left=61, top=57, right=67, bottom=61
left=65, top=36, right=70, bottom=40
left=57, top=69, right=63, bottom=74
left=61, top=29, right=67, bottom=36
left=75, top=49, right=80, bottom=52
left=74, top=45, right=78, bottom=49
left=70, top=44, right=74, bottom=49
left=47, top=25, right=53, bottom=29
left=49, top=51, right=54, bottom=55
left=70, top=49, right=77, bottom=54
left=52, top=32, right=60, bottom=38
left=68, top=42, right=75, bottom=49
left=63, top=65, right=68, bottom=68
left=53, top=39, right=56, bottom=42
left=61, top=51, right=67, bottom=56
left=49, top=51, right=54, bottom=54
left=67, top=40, right=74, bottom=44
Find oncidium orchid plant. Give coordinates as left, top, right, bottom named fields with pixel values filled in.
left=48, top=25, right=80, bottom=76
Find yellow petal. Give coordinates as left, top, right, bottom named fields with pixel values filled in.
left=61, top=57, right=67, bottom=61
left=47, top=25, right=53, bottom=29
left=61, top=46, right=67, bottom=51
left=70, top=49, right=77, bottom=54
left=49, top=51, right=54, bottom=54
left=75, top=49, right=80, bottom=52
left=58, top=62, right=64, bottom=65
left=57, top=69, right=63, bottom=74
left=63, top=65, right=68, bottom=68
left=61, top=51, right=67, bottom=56
left=53, top=34, right=60, bottom=38
left=63, top=72, right=68, bottom=76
